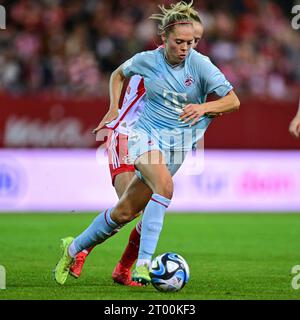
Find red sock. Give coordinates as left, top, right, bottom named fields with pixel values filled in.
left=119, top=227, right=141, bottom=269
left=82, top=245, right=95, bottom=255
left=82, top=227, right=121, bottom=256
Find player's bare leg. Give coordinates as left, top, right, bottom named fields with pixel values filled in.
left=55, top=175, right=153, bottom=285
left=111, top=172, right=144, bottom=286
left=131, top=151, right=174, bottom=284
left=68, top=152, right=172, bottom=285
left=70, top=171, right=142, bottom=283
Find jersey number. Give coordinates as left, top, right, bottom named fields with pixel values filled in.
left=163, top=90, right=188, bottom=114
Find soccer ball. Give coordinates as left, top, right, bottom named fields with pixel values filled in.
left=149, top=252, right=190, bottom=292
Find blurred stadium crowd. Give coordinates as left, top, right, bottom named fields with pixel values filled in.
left=0, top=0, right=299, bottom=99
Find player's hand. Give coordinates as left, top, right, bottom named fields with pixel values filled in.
left=92, top=108, right=119, bottom=135
left=179, top=104, right=207, bottom=127
left=289, top=115, right=300, bottom=138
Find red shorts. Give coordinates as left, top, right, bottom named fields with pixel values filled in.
left=107, top=130, right=135, bottom=186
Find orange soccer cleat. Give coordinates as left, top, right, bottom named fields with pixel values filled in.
left=69, top=252, right=88, bottom=278
left=112, top=262, right=142, bottom=287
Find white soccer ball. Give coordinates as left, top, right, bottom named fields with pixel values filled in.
left=149, top=252, right=190, bottom=292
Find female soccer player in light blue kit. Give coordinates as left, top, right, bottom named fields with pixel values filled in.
left=54, top=1, right=240, bottom=286
left=69, top=4, right=205, bottom=287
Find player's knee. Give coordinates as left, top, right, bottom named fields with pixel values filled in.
left=155, top=177, right=173, bottom=199
left=111, top=203, right=137, bottom=225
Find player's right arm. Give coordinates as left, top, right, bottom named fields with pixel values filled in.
left=93, top=65, right=127, bottom=134
left=289, top=98, right=300, bottom=138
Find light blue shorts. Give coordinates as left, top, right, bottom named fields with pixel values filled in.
left=127, top=128, right=188, bottom=179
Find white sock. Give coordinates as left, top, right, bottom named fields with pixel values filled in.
left=135, top=220, right=142, bottom=235
left=138, top=194, right=170, bottom=261
left=136, top=259, right=151, bottom=268
left=68, top=241, right=77, bottom=258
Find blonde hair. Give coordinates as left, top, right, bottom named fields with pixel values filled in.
left=150, top=1, right=201, bottom=35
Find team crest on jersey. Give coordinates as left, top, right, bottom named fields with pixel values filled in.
left=148, top=140, right=154, bottom=146
left=184, top=75, right=194, bottom=87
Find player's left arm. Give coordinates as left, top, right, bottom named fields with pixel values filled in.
left=180, top=90, right=240, bottom=126
left=289, top=97, right=300, bottom=138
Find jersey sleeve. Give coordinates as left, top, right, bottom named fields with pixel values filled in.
left=122, top=52, right=149, bottom=78
left=197, top=55, right=233, bottom=97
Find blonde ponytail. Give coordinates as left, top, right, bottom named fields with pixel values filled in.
left=150, top=1, right=199, bottom=35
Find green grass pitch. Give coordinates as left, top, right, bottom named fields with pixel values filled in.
left=0, top=213, right=300, bottom=300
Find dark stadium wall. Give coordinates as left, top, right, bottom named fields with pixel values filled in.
left=205, top=97, right=300, bottom=149
left=0, top=94, right=299, bottom=149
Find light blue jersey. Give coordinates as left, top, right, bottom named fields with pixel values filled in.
left=122, top=47, right=233, bottom=173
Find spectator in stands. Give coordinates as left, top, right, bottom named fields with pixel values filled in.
left=0, top=0, right=299, bottom=99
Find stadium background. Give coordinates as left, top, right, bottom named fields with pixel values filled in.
left=0, top=0, right=300, bottom=300
left=0, top=0, right=299, bottom=212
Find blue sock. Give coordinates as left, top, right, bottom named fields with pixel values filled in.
left=138, top=194, right=171, bottom=263
left=72, top=208, right=119, bottom=255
